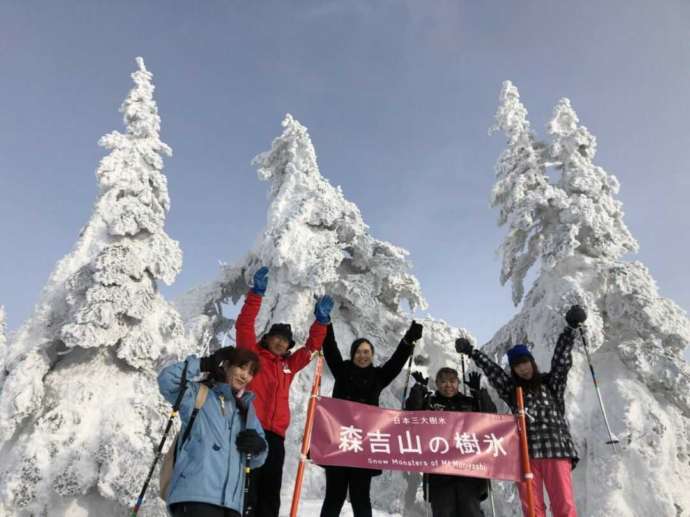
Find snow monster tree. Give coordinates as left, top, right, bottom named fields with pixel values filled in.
left=0, top=58, right=189, bottom=516
left=485, top=81, right=690, bottom=516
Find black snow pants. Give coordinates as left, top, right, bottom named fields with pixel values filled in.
left=170, top=502, right=241, bottom=517
left=247, top=430, right=285, bottom=517
left=320, top=466, right=374, bottom=517
left=428, top=476, right=485, bottom=517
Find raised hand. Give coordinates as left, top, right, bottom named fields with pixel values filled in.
left=315, top=295, right=334, bottom=324
left=252, top=266, right=269, bottom=295
left=565, top=305, right=587, bottom=328
left=455, top=338, right=473, bottom=355
left=404, top=321, right=423, bottom=344
left=411, top=371, right=428, bottom=386
left=465, top=371, right=481, bottom=392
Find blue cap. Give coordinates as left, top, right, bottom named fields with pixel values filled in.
left=507, top=344, right=533, bottom=366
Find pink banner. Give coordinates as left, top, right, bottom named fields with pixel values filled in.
left=310, top=397, right=522, bottom=482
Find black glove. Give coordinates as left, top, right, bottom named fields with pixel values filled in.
left=411, top=371, right=428, bottom=386
left=200, top=347, right=236, bottom=375
left=465, top=371, right=481, bottom=392
left=404, top=321, right=423, bottom=344
left=236, top=429, right=267, bottom=455
left=455, top=338, right=473, bottom=355
left=565, top=305, right=587, bottom=328
left=407, top=382, right=428, bottom=410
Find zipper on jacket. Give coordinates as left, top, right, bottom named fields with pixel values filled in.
left=219, top=394, right=226, bottom=416
left=221, top=408, right=237, bottom=507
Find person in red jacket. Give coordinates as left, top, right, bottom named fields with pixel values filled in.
left=236, top=266, right=333, bottom=517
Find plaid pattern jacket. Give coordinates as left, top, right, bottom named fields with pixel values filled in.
left=471, top=327, right=579, bottom=465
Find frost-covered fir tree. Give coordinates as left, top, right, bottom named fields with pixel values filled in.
left=178, top=114, right=473, bottom=515
left=490, top=81, right=569, bottom=305
left=484, top=83, right=690, bottom=516
left=0, top=58, right=190, bottom=517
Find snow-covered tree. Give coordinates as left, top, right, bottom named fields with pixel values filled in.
left=490, top=81, right=568, bottom=305
left=0, top=57, right=189, bottom=516
left=484, top=84, right=690, bottom=516
left=548, top=98, right=639, bottom=262
left=178, top=114, right=472, bottom=515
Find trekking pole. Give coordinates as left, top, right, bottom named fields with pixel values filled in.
left=242, top=453, right=253, bottom=517
left=289, top=351, right=324, bottom=517
left=130, top=361, right=189, bottom=516
left=579, top=327, right=619, bottom=449
left=472, top=380, right=496, bottom=517
left=400, top=353, right=415, bottom=409
left=515, top=387, right=536, bottom=517
left=488, top=483, right=496, bottom=517
left=424, top=474, right=430, bottom=517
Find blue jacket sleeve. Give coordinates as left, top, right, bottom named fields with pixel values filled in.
left=158, top=355, right=203, bottom=419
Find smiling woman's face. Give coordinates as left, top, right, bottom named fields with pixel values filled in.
left=512, top=360, right=534, bottom=380
left=353, top=341, right=374, bottom=368
left=225, top=363, right=254, bottom=391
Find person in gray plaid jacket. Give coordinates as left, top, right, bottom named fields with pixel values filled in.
left=456, top=305, right=586, bottom=517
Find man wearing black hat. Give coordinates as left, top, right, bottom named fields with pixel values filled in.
left=236, top=266, right=334, bottom=517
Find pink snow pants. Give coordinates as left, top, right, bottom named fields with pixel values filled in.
left=516, top=458, right=577, bottom=517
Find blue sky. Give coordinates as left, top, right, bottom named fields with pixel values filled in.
left=1, top=0, right=688, bottom=351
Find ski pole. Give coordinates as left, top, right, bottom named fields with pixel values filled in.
left=289, top=351, right=324, bottom=517
left=460, top=354, right=468, bottom=396
left=578, top=327, right=619, bottom=449
left=131, top=361, right=189, bottom=516
left=472, top=378, right=496, bottom=517
left=400, top=353, right=415, bottom=409
left=243, top=453, right=253, bottom=517
left=488, top=483, right=496, bottom=517
left=424, top=474, right=430, bottom=517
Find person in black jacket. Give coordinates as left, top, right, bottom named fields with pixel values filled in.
left=405, top=367, right=496, bottom=517
left=319, top=321, right=423, bottom=517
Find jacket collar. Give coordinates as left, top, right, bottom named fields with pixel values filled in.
left=212, top=382, right=256, bottom=404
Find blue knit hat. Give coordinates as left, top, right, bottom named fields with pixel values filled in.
left=507, top=344, right=533, bottom=366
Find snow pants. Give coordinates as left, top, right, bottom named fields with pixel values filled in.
left=516, top=458, right=577, bottom=517
left=428, top=476, right=484, bottom=517
left=170, top=502, right=241, bottom=517
left=320, top=466, right=373, bottom=517
left=247, top=431, right=285, bottom=517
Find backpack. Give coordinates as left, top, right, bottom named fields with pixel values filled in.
left=159, top=384, right=209, bottom=500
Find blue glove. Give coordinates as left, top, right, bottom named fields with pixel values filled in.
left=251, top=267, right=269, bottom=295
left=314, top=295, right=334, bottom=324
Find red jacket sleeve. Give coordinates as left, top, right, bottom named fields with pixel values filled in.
left=287, top=320, right=327, bottom=372
left=236, top=291, right=262, bottom=352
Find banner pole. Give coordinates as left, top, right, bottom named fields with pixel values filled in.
left=515, top=387, right=536, bottom=517
left=289, top=351, right=324, bottom=517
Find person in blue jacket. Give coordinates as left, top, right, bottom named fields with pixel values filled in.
left=158, top=346, right=269, bottom=517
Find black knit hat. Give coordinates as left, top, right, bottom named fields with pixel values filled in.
left=264, top=323, right=296, bottom=349
left=350, top=338, right=375, bottom=360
